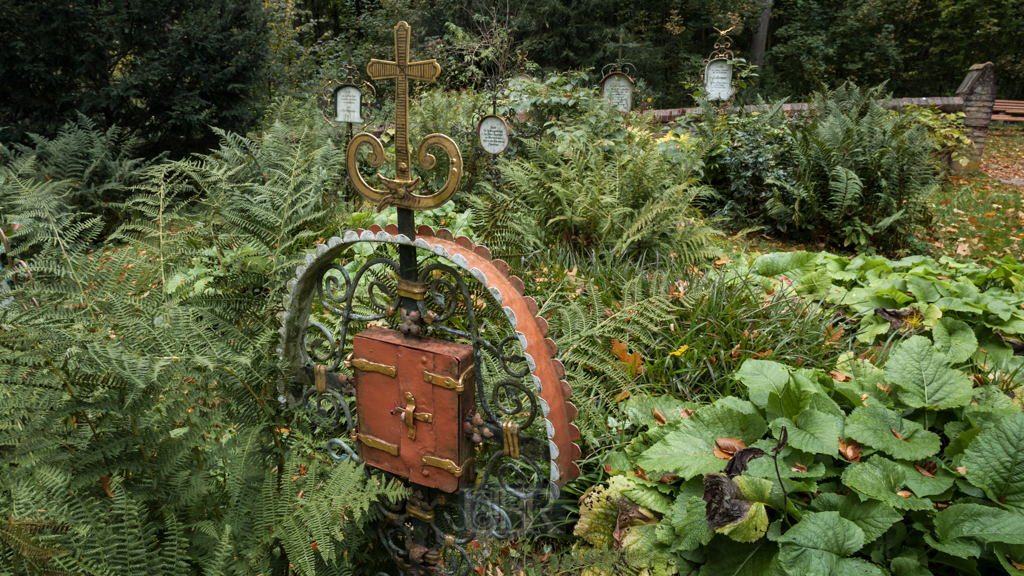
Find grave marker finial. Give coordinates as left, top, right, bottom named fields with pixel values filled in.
left=346, top=21, right=463, bottom=212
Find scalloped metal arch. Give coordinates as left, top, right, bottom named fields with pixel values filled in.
left=277, top=223, right=582, bottom=485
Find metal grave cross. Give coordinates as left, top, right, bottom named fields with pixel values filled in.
left=606, top=27, right=640, bottom=71
left=347, top=21, right=462, bottom=211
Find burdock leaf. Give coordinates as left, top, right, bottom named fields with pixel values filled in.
left=841, top=456, right=932, bottom=511
left=963, top=412, right=1024, bottom=511
left=636, top=398, right=767, bottom=478
left=809, top=493, right=902, bottom=543
left=704, top=474, right=772, bottom=543
left=770, top=411, right=838, bottom=456
left=845, top=403, right=940, bottom=460
left=932, top=318, right=978, bottom=364
left=926, top=503, right=1024, bottom=558
left=885, top=335, right=974, bottom=409
left=704, top=473, right=750, bottom=530
left=777, top=511, right=865, bottom=574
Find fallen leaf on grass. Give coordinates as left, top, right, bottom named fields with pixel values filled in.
left=611, top=339, right=645, bottom=375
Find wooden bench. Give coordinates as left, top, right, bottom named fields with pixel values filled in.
left=993, top=100, right=1024, bottom=122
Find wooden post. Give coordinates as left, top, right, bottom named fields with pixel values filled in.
left=955, top=62, right=996, bottom=172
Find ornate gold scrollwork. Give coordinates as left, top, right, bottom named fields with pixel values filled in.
left=345, top=21, right=463, bottom=212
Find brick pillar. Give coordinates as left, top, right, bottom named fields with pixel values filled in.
left=955, top=62, right=996, bottom=172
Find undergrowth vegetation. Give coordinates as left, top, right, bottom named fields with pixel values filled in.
left=1, top=71, right=1021, bottom=575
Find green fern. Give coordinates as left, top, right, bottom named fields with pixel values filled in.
left=492, top=133, right=721, bottom=262
left=0, top=99, right=402, bottom=575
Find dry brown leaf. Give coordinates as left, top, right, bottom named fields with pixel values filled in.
left=957, top=466, right=967, bottom=475
left=680, top=408, right=696, bottom=419
left=896, top=490, right=913, bottom=498
left=956, top=242, right=972, bottom=257
left=658, top=474, right=679, bottom=484
left=877, top=383, right=892, bottom=394
left=1009, top=556, right=1024, bottom=571
left=652, top=408, right=667, bottom=425
left=99, top=475, right=114, bottom=498
left=731, top=343, right=742, bottom=361
left=891, top=428, right=908, bottom=442
left=914, top=461, right=937, bottom=478
left=830, top=370, right=852, bottom=382
left=825, top=326, right=844, bottom=343
left=838, top=437, right=863, bottom=463
left=611, top=338, right=645, bottom=375
left=790, top=462, right=808, bottom=473
left=714, top=437, right=746, bottom=459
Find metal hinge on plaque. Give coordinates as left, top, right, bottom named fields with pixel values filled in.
left=351, top=357, right=397, bottom=377
left=421, top=455, right=473, bottom=477
left=351, top=431, right=399, bottom=456
left=422, top=364, right=473, bottom=393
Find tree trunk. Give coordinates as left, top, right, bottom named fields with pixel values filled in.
left=750, top=0, right=774, bottom=68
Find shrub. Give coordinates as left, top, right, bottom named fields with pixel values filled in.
left=494, top=132, right=720, bottom=259
left=765, top=83, right=939, bottom=252
left=699, top=100, right=798, bottom=231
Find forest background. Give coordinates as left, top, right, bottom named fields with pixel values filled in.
left=2, top=0, right=1023, bottom=158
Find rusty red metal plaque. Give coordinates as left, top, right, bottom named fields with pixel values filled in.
left=351, top=326, right=476, bottom=493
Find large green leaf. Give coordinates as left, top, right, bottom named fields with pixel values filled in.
left=841, top=456, right=932, bottom=510
left=893, top=459, right=956, bottom=498
left=809, top=493, right=902, bottom=543
left=636, top=398, right=767, bottom=478
left=735, top=360, right=792, bottom=410
left=885, top=335, right=974, bottom=409
left=963, top=412, right=1024, bottom=511
left=889, top=557, right=932, bottom=576
left=926, top=503, right=1024, bottom=558
left=931, top=317, right=978, bottom=364
left=777, top=511, right=865, bottom=575
left=845, top=403, right=940, bottom=461
left=699, top=538, right=782, bottom=576
left=770, top=409, right=839, bottom=457
left=663, top=495, right=715, bottom=553
left=752, top=251, right=817, bottom=280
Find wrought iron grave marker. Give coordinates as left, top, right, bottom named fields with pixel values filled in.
left=279, top=21, right=581, bottom=575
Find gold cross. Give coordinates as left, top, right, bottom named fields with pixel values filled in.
left=345, top=21, right=463, bottom=211
left=367, top=22, right=439, bottom=183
